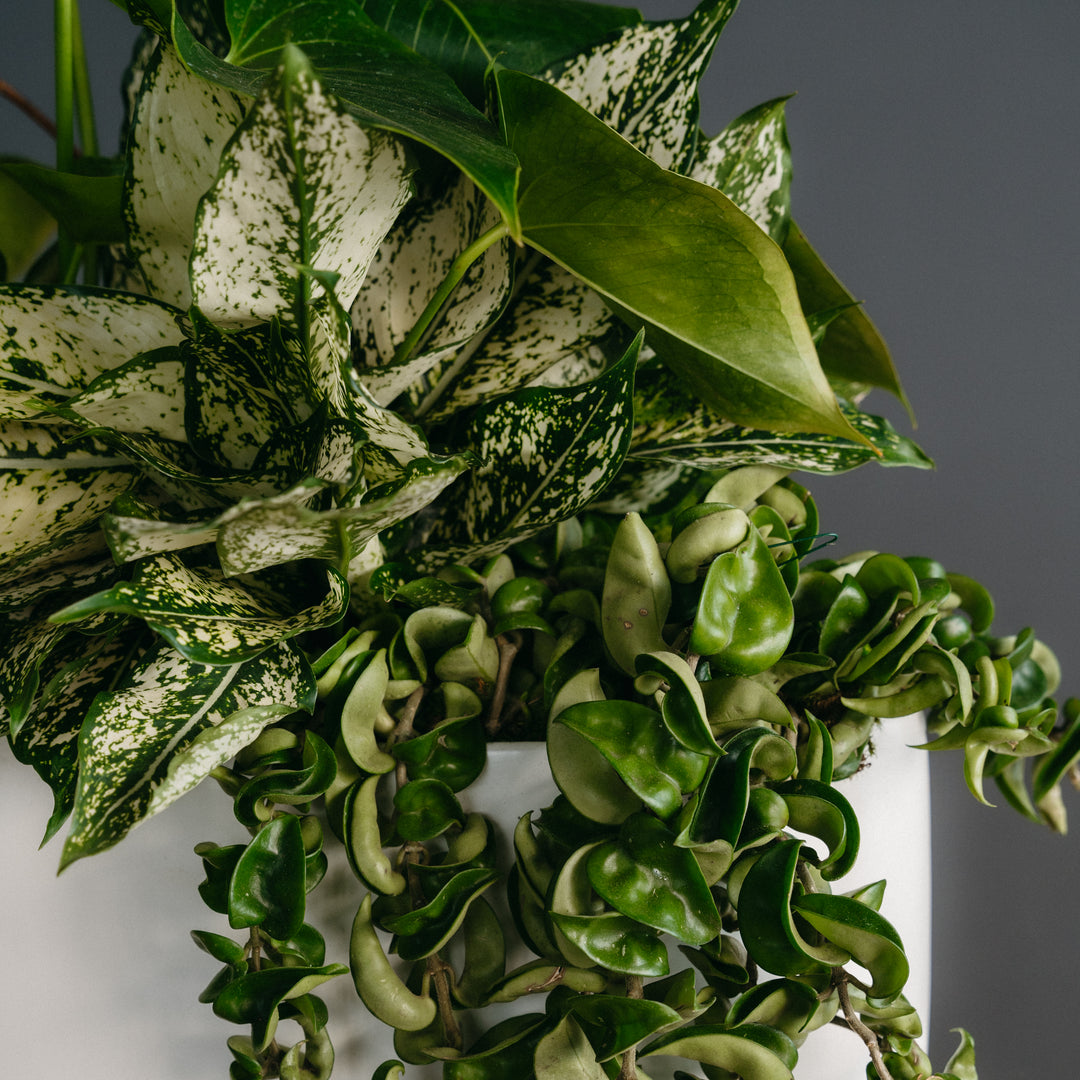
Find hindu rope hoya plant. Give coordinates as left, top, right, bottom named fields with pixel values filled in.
left=3, top=0, right=1080, bottom=1078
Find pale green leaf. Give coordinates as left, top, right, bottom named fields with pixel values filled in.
left=190, top=44, right=411, bottom=334
left=51, top=555, right=349, bottom=665
left=0, top=284, right=183, bottom=420
left=547, top=0, right=737, bottom=170
left=57, top=347, right=187, bottom=443
left=420, top=259, right=629, bottom=425
left=423, top=336, right=638, bottom=567
left=352, top=174, right=513, bottom=408
left=126, top=43, right=248, bottom=309
left=60, top=640, right=315, bottom=866
left=0, top=422, right=137, bottom=570
left=7, top=626, right=146, bottom=845
left=690, top=96, right=792, bottom=242
left=172, top=0, right=521, bottom=235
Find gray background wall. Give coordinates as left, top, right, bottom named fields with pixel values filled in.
left=2, top=1, right=1078, bottom=1076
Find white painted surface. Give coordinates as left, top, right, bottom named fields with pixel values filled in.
left=1, top=724, right=930, bottom=1079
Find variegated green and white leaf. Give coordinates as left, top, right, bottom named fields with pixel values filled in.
left=126, top=43, right=248, bottom=308
left=423, top=336, right=638, bottom=568
left=690, top=96, right=792, bottom=242
left=0, top=421, right=137, bottom=569
left=0, top=581, right=117, bottom=735
left=545, top=0, right=736, bottom=170
left=51, top=555, right=349, bottom=665
left=183, top=314, right=301, bottom=471
left=630, top=403, right=932, bottom=474
left=0, top=536, right=116, bottom=613
left=190, top=45, right=411, bottom=349
left=60, top=640, right=316, bottom=867
left=103, top=490, right=225, bottom=564
left=214, top=453, right=473, bottom=575
left=57, top=347, right=187, bottom=442
left=352, top=174, right=513, bottom=406
left=8, top=625, right=147, bottom=845
left=421, top=260, right=631, bottom=424
left=0, top=285, right=183, bottom=420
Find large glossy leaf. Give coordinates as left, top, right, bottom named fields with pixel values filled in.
left=547, top=0, right=737, bottom=171
left=0, top=161, right=124, bottom=245
left=59, top=640, right=315, bottom=867
left=493, top=70, right=865, bottom=443
left=422, top=336, right=637, bottom=566
left=0, top=284, right=183, bottom=420
left=126, top=43, right=248, bottom=309
left=213, top=964, right=347, bottom=1053
left=51, top=555, right=349, bottom=664
left=588, top=814, right=722, bottom=945
left=783, top=222, right=908, bottom=410
left=792, top=893, right=909, bottom=1000
left=357, top=0, right=641, bottom=106
left=168, top=0, right=521, bottom=235
left=643, top=1023, right=797, bottom=1079
left=556, top=699, right=708, bottom=820
left=190, top=44, right=412, bottom=369
left=0, top=164, right=55, bottom=280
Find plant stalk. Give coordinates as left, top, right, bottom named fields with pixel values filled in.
left=54, top=0, right=77, bottom=280
left=391, top=222, right=510, bottom=367
left=835, top=972, right=893, bottom=1080
left=617, top=975, right=644, bottom=1080
left=486, top=631, right=523, bottom=737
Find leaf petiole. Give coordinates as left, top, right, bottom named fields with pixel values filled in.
left=392, top=220, right=510, bottom=367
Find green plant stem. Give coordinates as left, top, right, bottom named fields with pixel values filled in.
left=391, top=221, right=510, bottom=367
left=54, top=0, right=76, bottom=280
left=70, top=2, right=98, bottom=157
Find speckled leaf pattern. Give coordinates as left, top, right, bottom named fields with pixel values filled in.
left=0, top=422, right=136, bottom=570
left=422, top=259, right=630, bottom=425
left=183, top=318, right=300, bottom=472
left=630, top=361, right=929, bottom=473
left=690, top=96, right=792, bottom=242
left=213, top=454, right=473, bottom=575
left=546, top=0, right=737, bottom=170
left=60, top=640, right=316, bottom=867
left=427, top=339, right=637, bottom=566
left=630, top=407, right=932, bottom=474
left=0, top=537, right=115, bottom=613
left=7, top=627, right=145, bottom=845
left=126, top=44, right=248, bottom=309
left=51, top=555, right=349, bottom=665
left=59, top=347, right=188, bottom=443
left=352, top=175, right=513, bottom=407
left=0, top=284, right=183, bottom=420
left=190, top=45, right=411, bottom=336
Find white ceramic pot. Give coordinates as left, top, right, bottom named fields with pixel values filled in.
left=0, top=719, right=930, bottom=1079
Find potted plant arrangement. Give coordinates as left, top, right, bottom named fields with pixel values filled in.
left=3, top=2, right=1078, bottom=1078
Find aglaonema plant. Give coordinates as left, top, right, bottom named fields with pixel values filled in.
left=2, top=2, right=1078, bottom=1079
